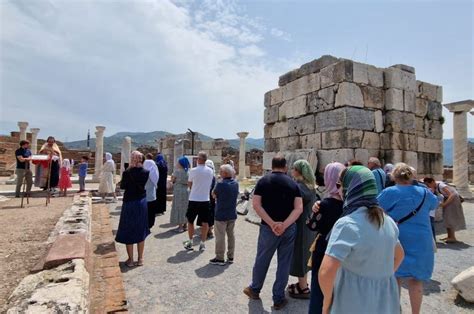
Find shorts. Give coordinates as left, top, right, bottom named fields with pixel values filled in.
left=187, top=201, right=210, bottom=224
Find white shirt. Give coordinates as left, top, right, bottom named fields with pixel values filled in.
left=188, top=164, right=214, bottom=202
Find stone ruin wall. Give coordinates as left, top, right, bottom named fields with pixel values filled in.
left=159, top=134, right=228, bottom=172
left=263, top=55, right=443, bottom=178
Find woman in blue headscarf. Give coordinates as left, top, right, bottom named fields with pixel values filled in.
left=170, top=156, right=190, bottom=232
left=318, top=166, right=404, bottom=314
left=155, top=153, right=168, bottom=215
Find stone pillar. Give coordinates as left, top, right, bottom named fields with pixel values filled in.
left=93, top=126, right=106, bottom=181
left=120, top=136, right=131, bottom=175
left=18, top=121, right=28, bottom=141
left=237, top=132, right=249, bottom=180
left=444, top=100, right=473, bottom=199
left=30, top=128, right=40, bottom=174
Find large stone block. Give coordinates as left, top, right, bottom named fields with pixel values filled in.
left=380, top=133, right=417, bottom=151
left=417, top=137, right=442, bottom=154
left=361, top=132, right=380, bottom=149
left=417, top=152, right=443, bottom=175
left=384, top=67, right=416, bottom=92
left=264, top=124, right=273, bottom=139
left=383, top=150, right=417, bottom=167
left=452, top=266, right=474, bottom=303
left=321, top=130, right=364, bottom=149
left=426, top=101, right=442, bottom=120
left=271, top=121, right=289, bottom=138
left=44, top=234, right=88, bottom=269
left=390, top=64, right=415, bottom=74
left=417, top=81, right=440, bottom=101
left=315, top=107, right=375, bottom=132
left=288, top=115, right=315, bottom=136
left=423, top=119, right=443, bottom=139
left=267, top=88, right=283, bottom=106
left=320, top=60, right=353, bottom=88
left=415, top=98, right=429, bottom=117
left=384, top=111, right=416, bottom=134
left=361, top=86, right=384, bottom=109
left=279, top=96, right=307, bottom=120
left=278, top=69, right=299, bottom=87
left=279, top=137, right=289, bottom=151
left=375, top=110, right=384, bottom=133
left=404, top=91, right=416, bottom=113
left=385, top=88, right=404, bottom=111
left=299, top=55, right=340, bottom=77
left=307, top=87, right=335, bottom=113
left=367, top=65, right=384, bottom=87
left=286, top=136, right=302, bottom=151
left=282, top=73, right=320, bottom=101
left=264, top=106, right=279, bottom=124
left=317, top=149, right=354, bottom=172
left=301, top=133, right=322, bottom=150
left=353, top=62, right=369, bottom=85
left=335, top=82, right=364, bottom=108
left=264, top=138, right=279, bottom=152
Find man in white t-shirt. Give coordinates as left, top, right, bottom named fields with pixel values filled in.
left=183, top=151, right=214, bottom=251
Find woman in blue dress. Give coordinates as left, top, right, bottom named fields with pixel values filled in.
left=378, top=163, right=438, bottom=314
left=319, top=165, right=404, bottom=314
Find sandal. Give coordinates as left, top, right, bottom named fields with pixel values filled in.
left=137, top=259, right=144, bottom=266
left=287, top=283, right=310, bottom=299
left=125, top=260, right=135, bottom=268
left=444, top=238, right=459, bottom=243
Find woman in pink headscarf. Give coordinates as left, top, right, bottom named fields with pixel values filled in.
left=306, top=162, right=346, bottom=314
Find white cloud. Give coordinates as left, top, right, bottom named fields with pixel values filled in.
left=270, top=27, right=291, bottom=42
left=0, top=0, right=291, bottom=141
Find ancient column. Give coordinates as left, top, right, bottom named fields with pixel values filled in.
left=30, top=128, right=40, bottom=174
left=18, top=121, right=28, bottom=141
left=120, top=136, right=131, bottom=175
left=93, top=126, right=106, bottom=181
left=444, top=100, right=473, bottom=199
left=237, top=132, right=249, bottom=180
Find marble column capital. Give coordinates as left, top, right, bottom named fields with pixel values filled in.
left=444, top=100, right=474, bottom=113
left=30, top=128, right=40, bottom=135
left=237, top=132, right=249, bottom=139
left=95, top=125, right=106, bottom=133
left=17, top=121, right=29, bottom=129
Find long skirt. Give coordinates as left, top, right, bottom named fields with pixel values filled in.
left=115, top=198, right=150, bottom=244
left=49, top=161, right=60, bottom=188
left=156, top=184, right=167, bottom=214
left=147, top=200, right=159, bottom=229
left=443, top=195, right=466, bottom=230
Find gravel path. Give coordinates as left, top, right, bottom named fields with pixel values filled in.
left=109, top=201, right=474, bottom=313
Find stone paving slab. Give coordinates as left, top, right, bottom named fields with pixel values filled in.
left=109, top=201, right=474, bottom=313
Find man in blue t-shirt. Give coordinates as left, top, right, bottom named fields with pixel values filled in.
left=243, top=155, right=303, bottom=310
left=15, top=140, right=33, bottom=197
left=209, top=164, right=239, bottom=266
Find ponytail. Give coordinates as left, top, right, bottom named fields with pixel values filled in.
left=367, top=206, right=385, bottom=229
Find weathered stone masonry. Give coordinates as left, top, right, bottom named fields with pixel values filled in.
left=263, top=55, right=443, bottom=178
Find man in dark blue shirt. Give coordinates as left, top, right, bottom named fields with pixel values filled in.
left=209, top=164, right=239, bottom=266
left=15, top=140, right=33, bottom=197
left=243, top=155, right=303, bottom=310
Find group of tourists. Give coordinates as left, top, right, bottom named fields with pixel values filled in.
left=243, top=155, right=466, bottom=313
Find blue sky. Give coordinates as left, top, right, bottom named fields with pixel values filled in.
left=1, top=0, right=472, bottom=142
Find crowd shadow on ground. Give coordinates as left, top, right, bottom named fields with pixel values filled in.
left=436, top=241, right=471, bottom=251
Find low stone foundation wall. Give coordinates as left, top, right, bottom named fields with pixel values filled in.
left=6, top=194, right=92, bottom=312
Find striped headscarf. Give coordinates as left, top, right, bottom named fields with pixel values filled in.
left=341, top=165, right=379, bottom=217
left=293, top=159, right=316, bottom=188
left=324, top=162, right=345, bottom=200
left=130, top=151, right=143, bottom=168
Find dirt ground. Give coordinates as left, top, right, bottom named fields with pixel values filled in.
left=0, top=195, right=73, bottom=311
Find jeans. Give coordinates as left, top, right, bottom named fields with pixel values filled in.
left=249, top=223, right=296, bottom=303
left=79, top=176, right=86, bottom=191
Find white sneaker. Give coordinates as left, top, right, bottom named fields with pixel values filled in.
left=199, top=242, right=206, bottom=252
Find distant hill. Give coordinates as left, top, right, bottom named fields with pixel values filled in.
left=64, top=131, right=265, bottom=153
left=443, top=138, right=474, bottom=166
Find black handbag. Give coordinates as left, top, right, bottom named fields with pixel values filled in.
left=397, top=189, right=426, bottom=225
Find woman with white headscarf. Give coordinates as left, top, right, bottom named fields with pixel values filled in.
left=99, top=152, right=117, bottom=202
left=144, top=156, right=160, bottom=229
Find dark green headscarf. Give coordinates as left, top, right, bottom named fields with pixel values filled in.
left=293, top=159, right=316, bottom=188
left=341, top=165, right=379, bottom=216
